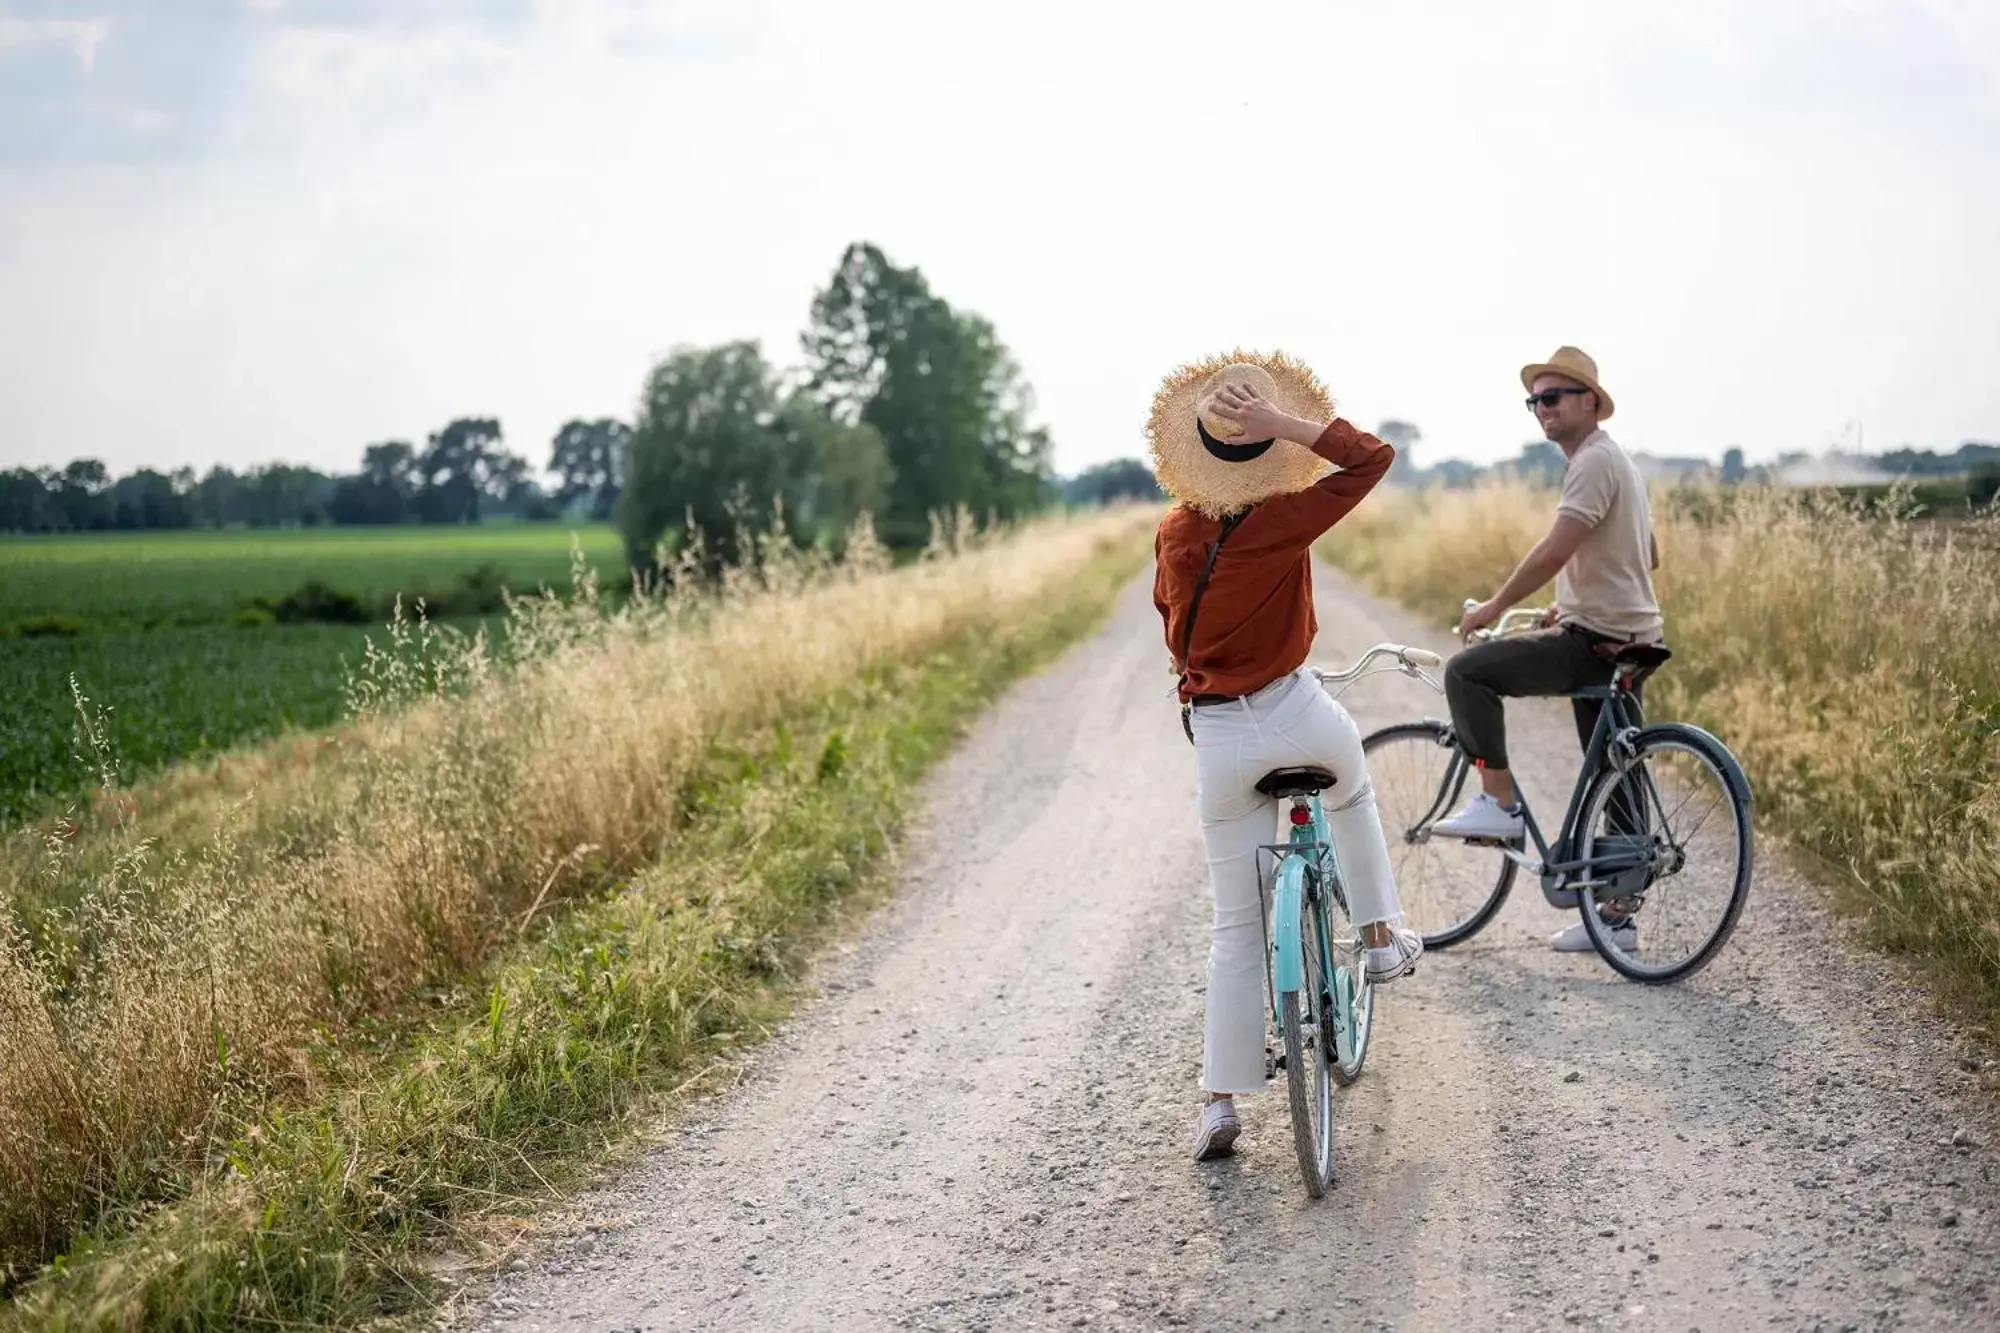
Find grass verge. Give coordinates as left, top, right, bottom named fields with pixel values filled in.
left=1, top=509, right=1152, bottom=1327
left=1316, top=479, right=2000, bottom=1025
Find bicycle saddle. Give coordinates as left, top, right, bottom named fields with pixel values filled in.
left=1255, top=766, right=1338, bottom=798
left=1611, top=642, right=1673, bottom=669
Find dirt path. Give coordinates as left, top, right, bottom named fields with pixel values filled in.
left=471, top=565, right=1998, bottom=1332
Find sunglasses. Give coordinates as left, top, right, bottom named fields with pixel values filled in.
left=1525, top=388, right=1592, bottom=410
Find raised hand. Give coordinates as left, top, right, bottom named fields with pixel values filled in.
left=1208, top=383, right=1292, bottom=442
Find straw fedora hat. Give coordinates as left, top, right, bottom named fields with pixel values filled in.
left=1145, top=349, right=1335, bottom=518
left=1520, top=345, right=1614, bottom=421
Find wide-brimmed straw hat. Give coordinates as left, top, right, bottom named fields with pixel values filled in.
left=1520, top=345, right=1614, bottom=421
left=1145, top=349, right=1335, bottom=518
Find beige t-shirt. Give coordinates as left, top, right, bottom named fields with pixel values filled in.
left=1554, top=431, right=1663, bottom=641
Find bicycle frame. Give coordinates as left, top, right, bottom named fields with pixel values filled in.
left=1258, top=790, right=1366, bottom=1068
left=1416, top=668, right=1667, bottom=905
left=1262, top=793, right=1335, bottom=998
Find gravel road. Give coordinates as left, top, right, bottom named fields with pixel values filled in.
left=471, top=565, right=1998, bottom=1333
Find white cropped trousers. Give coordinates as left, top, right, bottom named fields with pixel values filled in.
left=1188, top=666, right=1403, bottom=1094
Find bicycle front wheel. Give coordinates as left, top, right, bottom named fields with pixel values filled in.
left=1363, top=721, right=1517, bottom=948
left=1576, top=724, right=1754, bottom=983
left=1280, top=987, right=1334, bottom=1198
left=1319, top=867, right=1374, bottom=1088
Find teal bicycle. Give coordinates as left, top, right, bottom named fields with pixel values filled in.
left=1254, top=642, right=1443, bottom=1198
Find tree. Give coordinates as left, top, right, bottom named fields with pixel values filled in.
left=548, top=419, right=630, bottom=520
left=415, top=418, right=504, bottom=524
left=55, top=459, right=112, bottom=530
left=238, top=464, right=333, bottom=526
left=329, top=441, right=420, bottom=524
left=1722, top=447, right=1746, bottom=485
left=363, top=441, right=420, bottom=494
left=1506, top=441, right=1566, bottom=484
left=1377, top=420, right=1421, bottom=484
left=775, top=397, right=892, bottom=542
left=480, top=447, right=555, bottom=519
left=0, top=468, right=58, bottom=532
left=617, top=342, right=808, bottom=574
left=189, top=466, right=241, bottom=527
left=107, top=468, right=194, bottom=530
left=1064, top=458, right=1162, bottom=506
left=802, top=241, right=1054, bottom=548
left=963, top=314, right=1058, bottom=518
left=1970, top=460, right=2000, bottom=510
left=1431, top=458, right=1484, bottom=490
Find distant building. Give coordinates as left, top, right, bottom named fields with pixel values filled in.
left=1769, top=452, right=1897, bottom=486
left=1630, top=452, right=1716, bottom=484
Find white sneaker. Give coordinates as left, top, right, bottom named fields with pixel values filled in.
left=1430, top=793, right=1524, bottom=840
left=1193, top=1098, right=1241, bottom=1161
left=1550, top=914, right=1637, bottom=953
left=1366, top=926, right=1424, bottom=983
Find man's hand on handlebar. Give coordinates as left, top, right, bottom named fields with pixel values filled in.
left=1456, top=598, right=1502, bottom=641
left=1456, top=598, right=1557, bottom=643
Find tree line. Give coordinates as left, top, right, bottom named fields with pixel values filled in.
left=0, top=242, right=1082, bottom=560
left=0, top=417, right=629, bottom=535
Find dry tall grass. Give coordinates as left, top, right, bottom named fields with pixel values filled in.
left=1317, top=480, right=2000, bottom=1013
left=0, top=506, right=1156, bottom=1287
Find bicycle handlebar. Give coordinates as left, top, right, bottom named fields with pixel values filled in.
left=1308, top=643, right=1444, bottom=696
left=1460, top=597, right=1552, bottom=644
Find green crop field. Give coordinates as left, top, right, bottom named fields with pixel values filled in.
left=0, top=523, right=629, bottom=827
left=0, top=625, right=375, bottom=825
left=0, top=523, right=627, bottom=628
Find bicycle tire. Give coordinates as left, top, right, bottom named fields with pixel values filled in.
left=1361, top=721, right=1517, bottom=948
left=1577, top=723, right=1754, bottom=983
left=1280, top=986, right=1333, bottom=1198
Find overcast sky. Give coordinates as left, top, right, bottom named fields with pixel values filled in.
left=1, top=0, right=1995, bottom=482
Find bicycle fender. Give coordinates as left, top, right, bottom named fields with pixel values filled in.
left=1271, top=857, right=1307, bottom=995
left=1632, top=723, right=1756, bottom=807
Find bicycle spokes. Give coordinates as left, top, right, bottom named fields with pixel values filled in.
left=1580, top=733, right=1752, bottom=981
left=1362, top=722, right=1517, bottom=947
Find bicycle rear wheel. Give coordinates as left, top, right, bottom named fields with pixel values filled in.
left=1281, top=879, right=1339, bottom=1197
left=1576, top=724, right=1753, bottom=982
left=1362, top=721, right=1517, bottom=948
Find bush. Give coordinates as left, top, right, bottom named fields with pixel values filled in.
left=1971, top=462, right=2000, bottom=510
left=1, top=614, right=96, bottom=639
left=227, top=605, right=275, bottom=629
left=236, top=580, right=371, bottom=626
left=231, top=566, right=557, bottom=630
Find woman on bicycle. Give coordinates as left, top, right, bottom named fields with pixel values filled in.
left=1149, top=350, right=1424, bottom=1162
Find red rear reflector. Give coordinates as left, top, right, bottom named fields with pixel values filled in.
left=1290, top=807, right=1312, bottom=826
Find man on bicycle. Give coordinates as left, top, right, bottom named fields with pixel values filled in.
left=1431, top=346, right=1665, bottom=954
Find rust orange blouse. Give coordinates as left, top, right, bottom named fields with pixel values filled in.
left=1153, top=421, right=1394, bottom=702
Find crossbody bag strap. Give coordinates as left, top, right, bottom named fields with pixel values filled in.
left=1175, top=508, right=1251, bottom=739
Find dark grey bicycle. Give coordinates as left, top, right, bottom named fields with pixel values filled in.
left=1361, top=605, right=1754, bottom=983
